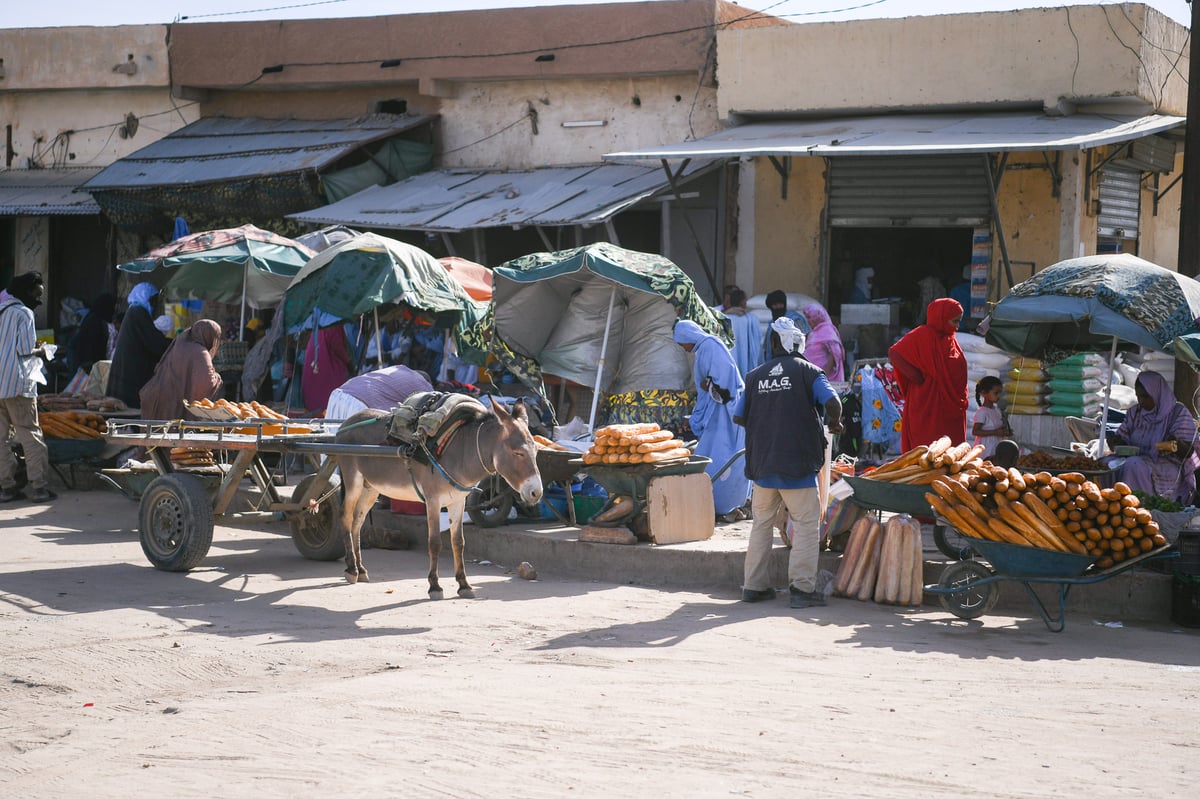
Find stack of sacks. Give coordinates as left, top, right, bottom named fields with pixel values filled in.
left=958, top=333, right=1013, bottom=420
left=1121, top=349, right=1176, bottom=395
left=1045, top=352, right=1111, bottom=417
left=746, top=292, right=819, bottom=329
left=1004, top=356, right=1051, bottom=416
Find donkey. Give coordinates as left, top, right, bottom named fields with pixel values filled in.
left=334, top=400, right=543, bottom=597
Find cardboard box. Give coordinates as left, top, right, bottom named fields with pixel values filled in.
left=644, top=473, right=714, bottom=544
left=840, top=303, right=899, bottom=326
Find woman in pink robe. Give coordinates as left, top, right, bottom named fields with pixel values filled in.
left=302, top=323, right=352, bottom=414
left=801, top=302, right=845, bottom=381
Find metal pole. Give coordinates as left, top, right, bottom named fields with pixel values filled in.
left=1096, top=334, right=1119, bottom=457
left=373, top=306, right=383, bottom=369
left=586, top=285, right=618, bottom=434
left=239, top=267, right=248, bottom=342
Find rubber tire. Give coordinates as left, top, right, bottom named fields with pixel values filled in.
left=466, top=475, right=514, bottom=528
left=288, top=473, right=345, bottom=561
left=933, top=524, right=977, bottom=561
left=937, top=560, right=1000, bottom=619
left=139, top=473, right=215, bottom=572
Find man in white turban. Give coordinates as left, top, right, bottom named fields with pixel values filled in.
left=732, top=314, right=843, bottom=609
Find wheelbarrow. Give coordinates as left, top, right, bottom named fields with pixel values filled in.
left=925, top=534, right=1177, bottom=632
left=840, top=474, right=977, bottom=560
left=466, top=447, right=584, bottom=527
left=570, top=454, right=714, bottom=537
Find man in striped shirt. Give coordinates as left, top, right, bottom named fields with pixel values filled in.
left=0, top=272, right=55, bottom=503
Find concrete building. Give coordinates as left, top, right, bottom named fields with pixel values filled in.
left=82, top=0, right=783, bottom=302
left=0, top=24, right=196, bottom=329
left=607, top=3, right=1189, bottom=339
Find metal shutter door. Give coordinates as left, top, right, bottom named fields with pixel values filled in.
left=827, top=155, right=991, bottom=227
left=1097, top=166, right=1141, bottom=239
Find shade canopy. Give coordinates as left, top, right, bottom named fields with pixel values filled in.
left=283, top=232, right=477, bottom=330
left=986, top=253, right=1200, bottom=357
left=485, top=242, right=729, bottom=396
left=116, top=224, right=315, bottom=310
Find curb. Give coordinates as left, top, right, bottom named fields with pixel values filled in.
left=363, top=511, right=1180, bottom=624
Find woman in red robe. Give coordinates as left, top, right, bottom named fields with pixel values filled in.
left=888, top=298, right=968, bottom=451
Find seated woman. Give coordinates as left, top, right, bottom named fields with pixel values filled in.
left=1105, top=370, right=1200, bottom=504
left=139, top=320, right=223, bottom=420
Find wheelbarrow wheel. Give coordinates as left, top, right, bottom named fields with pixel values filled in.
left=289, top=473, right=345, bottom=561
left=933, top=524, right=977, bottom=561
left=937, top=560, right=999, bottom=619
left=139, top=473, right=214, bottom=572
left=467, top=475, right=514, bottom=528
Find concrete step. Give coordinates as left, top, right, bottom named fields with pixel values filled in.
left=363, top=509, right=1183, bottom=626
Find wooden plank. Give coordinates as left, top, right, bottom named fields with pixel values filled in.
left=645, top=473, right=714, bottom=544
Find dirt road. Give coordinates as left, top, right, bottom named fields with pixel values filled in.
left=1, top=491, right=1196, bottom=797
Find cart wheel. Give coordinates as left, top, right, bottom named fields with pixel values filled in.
left=937, top=560, right=999, bottom=619
left=139, top=473, right=215, bottom=572
left=466, top=475, right=514, bottom=528
left=288, top=474, right=345, bottom=561
left=933, top=524, right=978, bottom=561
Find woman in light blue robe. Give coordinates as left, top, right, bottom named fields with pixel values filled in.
left=673, top=320, right=751, bottom=517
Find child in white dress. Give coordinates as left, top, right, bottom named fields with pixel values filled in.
left=972, top=376, right=1010, bottom=460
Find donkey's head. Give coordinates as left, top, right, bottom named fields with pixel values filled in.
left=490, top=400, right=543, bottom=507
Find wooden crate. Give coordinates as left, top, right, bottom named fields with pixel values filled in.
left=644, top=472, right=714, bottom=544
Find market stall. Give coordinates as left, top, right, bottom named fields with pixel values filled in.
left=468, top=242, right=730, bottom=433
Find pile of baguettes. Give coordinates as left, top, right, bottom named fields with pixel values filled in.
left=864, top=436, right=985, bottom=484
left=581, top=423, right=691, bottom=465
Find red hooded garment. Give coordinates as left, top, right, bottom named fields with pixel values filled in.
left=888, top=298, right=969, bottom=451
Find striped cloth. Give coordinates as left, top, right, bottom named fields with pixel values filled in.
left=0, top=299, right=39, bottom=399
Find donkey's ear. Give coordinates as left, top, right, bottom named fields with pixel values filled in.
left=490, top=398, right=511, bottom=421
left=511, top=399, right=529, bottom=422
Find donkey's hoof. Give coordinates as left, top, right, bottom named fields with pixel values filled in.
left=358, top=570, right=370, bottom=583
left=428, top=588, right=444, bottom=600
left=457, top=587, right=476, bottom=599
left=344, top=569, right=359, bottom=585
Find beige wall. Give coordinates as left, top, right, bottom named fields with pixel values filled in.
left=1137, top=152, right=1185, bottom=270
left=718, top=5, right=1188, bottom=118
left=743, top=156, right=823, bottom=298
left=1, top=25, right=192, bottom=169
left=204, top=76, right=718, bottom=170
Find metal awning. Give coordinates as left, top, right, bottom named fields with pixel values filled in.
left=82, top=114, right=435, bottom=191
left=604, top=111, right=1186, bottom=160
left=0, top=167, right=101, bottom=215
left=289, top=160, right=717, bottom=232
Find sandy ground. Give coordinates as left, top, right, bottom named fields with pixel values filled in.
left=1, top=488, right=1197, bottom=798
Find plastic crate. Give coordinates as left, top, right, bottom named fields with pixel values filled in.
left=1176, top=530, right=1200, bottom=575
left=1170, top=573, right=1200, bottom=628
left=572, top=495, right=606, bottom=524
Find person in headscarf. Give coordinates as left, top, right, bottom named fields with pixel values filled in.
left=723, top=288, right=762, bottom=378
left=139, top=320, right=223, bottom=421
left=107, top=282, right=171, bottom=408
left=302, top=320, right=353, bottom=414
left=887, top=297, right=968, bottom=451
left=673, top=319, right=750, bottom=520
left=1106, top=370, right=1200, bottom=504
left=732, top=316, right=843, bottom=608
left=759, top=289, right=810, bottom=364
left=847, top=267, right=874, bottom=304
left=801, top=302, right=845, bottom=382
left=70, top=293, right=118, bottom=373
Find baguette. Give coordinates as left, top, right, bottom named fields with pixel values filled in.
left=907, top=516, right=925, bottom=607
left=895, top=518, right=914, bottom=606
left=986, top=514, right=1034, bottom=547
left=844, top=519, right=881, bottom=599
left=935, top=441, right=970, bottom=469
left=997, top=496, right=1067, bottom=551
left=919, top=436, right=953, bottom=468
left=949, top=444, right=986, bottom=473
left=595, top=422, right=660, bottom=437
left=636, top=438, right=686, bottom=454
left=870, top=445, right=929, bottom=476
left=643, top=447, right=691, bottom=463
left=926, top=492, right=997, bottom=542
left=854, top=520, right=884, bottom=602
left=1022, top=491, right=1089, bottom=555
left=834, top=517, right=874, bottom=597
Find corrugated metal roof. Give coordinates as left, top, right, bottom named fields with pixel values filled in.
left=604, top=112, right=1186, bottom=160
left=0, top=167, right=102, bottom=215
left=81, top=114, right=436, bottom=191
left=288, top=161, right=716, bottom=232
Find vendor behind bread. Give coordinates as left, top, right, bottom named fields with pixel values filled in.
left=107, top=282, right=170, bottom=409
left=139, top=319, right=223, bottom=421
left=325, top=364, right=434, bottom=421
left=888, top=297, right=968, bottom=451
left=1105, top=370, right=1200, bottom=504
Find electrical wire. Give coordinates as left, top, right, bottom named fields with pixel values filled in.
left=180, top=0, right=351, bottom=21
left=440, top=111, right=535, bottom=156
